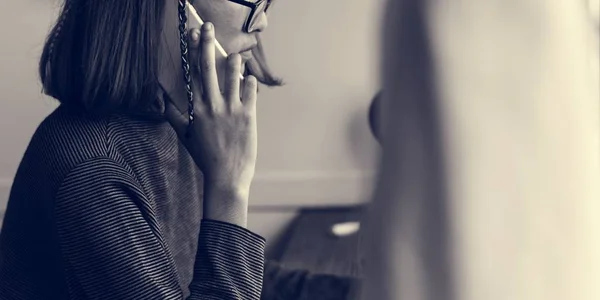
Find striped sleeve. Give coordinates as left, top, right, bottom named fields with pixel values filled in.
left=54, top=157, right=266, bottom=300
left=191, top=220, right=266, bottom=299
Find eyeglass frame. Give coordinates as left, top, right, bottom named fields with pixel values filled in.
left=226, top=0, right=271, bottom=33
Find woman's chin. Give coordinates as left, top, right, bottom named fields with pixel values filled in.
left=244, top=58, right=265, bottom=83
left=245, top=43, right=284, bottom=87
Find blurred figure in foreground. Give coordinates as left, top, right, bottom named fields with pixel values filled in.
left=363, top=1, right=600, bottom=300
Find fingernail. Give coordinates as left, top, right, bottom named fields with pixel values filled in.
left=203, top=22, right=213, bottom=31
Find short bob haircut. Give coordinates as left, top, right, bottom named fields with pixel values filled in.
left=39, top=0, right=282, bottom=115
left=39, top=0, right=166, bottom=115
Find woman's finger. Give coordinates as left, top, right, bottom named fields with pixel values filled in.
left=225, top=53, right=242, bottom=106
left=199, top=23, right=220, bottom=106
left=241, top=75, right=258, bottom=110
left=187, top=28, right=203, bottom=103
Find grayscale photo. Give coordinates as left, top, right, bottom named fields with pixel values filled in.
left=0, top=0, right=598, bottom=299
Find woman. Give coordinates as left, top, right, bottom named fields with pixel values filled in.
left=0, top=0, right=357, bottom=299
left=363, top=0, right=600, bottom=300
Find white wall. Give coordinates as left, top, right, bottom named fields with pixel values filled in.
left=0, top=0, right=384, bottom=241
left=0, top=1, right=63, bottom=203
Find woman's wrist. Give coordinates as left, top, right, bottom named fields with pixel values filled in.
left=203, top=183, right=250, bottom=228
left=203, top=173, right=252, bottom=197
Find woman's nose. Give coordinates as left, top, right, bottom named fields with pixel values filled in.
left=250, top=12, right=268, bottom=32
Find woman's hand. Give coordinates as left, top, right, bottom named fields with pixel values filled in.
left=165, top=23, right=258, bottom=205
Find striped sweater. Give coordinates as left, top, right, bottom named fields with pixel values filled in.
left=0, top=104, right=267, bottom=299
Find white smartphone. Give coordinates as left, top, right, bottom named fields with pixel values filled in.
left=186, top=2, right=245, bottom=80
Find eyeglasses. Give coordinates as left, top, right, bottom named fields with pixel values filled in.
left=227, top=0, right=271, bottom=33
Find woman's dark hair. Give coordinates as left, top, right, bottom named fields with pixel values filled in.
left=39, top=0, right=165, bottom=114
